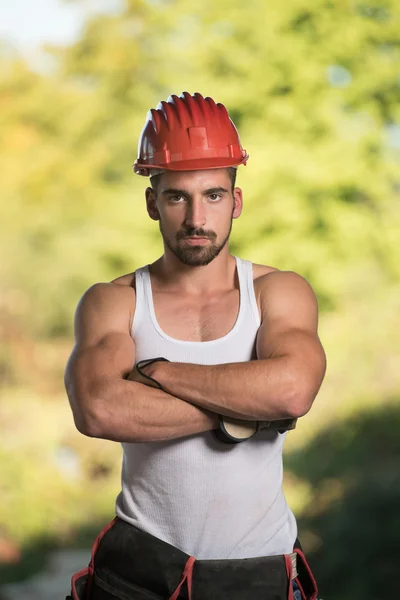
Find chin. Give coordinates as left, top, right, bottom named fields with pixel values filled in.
left=174, top=244, right=222, bottom=267
left=177, top=251, right=216, bottom=267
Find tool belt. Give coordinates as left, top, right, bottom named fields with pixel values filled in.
left=67, top=517, right=318, bottom=600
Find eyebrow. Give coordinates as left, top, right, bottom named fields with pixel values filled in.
left=161, top=187, right=229, bottom=197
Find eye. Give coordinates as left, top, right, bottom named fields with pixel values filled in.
left=208, top=193, right=222, bottom=201
left=168, top=195, right=185, bottom=202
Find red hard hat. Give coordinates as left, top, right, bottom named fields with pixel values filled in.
left=133, top=92, right=249, bottom=176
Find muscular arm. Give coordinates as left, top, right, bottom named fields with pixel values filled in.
left=146, top=271, right=327, bottom=421
left=64, top=283, right=219, bottom=443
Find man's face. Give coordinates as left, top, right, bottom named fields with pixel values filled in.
left=146, top=169, right=243, bottom=267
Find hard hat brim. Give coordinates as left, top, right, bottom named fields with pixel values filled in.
left=133, top=155, right=248, bottom=176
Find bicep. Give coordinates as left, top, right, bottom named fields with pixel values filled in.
left=256, top=272, right=326, bottom=394
left=65, top=283, right=136, bottom=402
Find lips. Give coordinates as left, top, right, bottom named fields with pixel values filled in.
left=183, top=236, right=210, bottom=245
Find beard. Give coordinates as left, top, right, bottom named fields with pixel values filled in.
left=159, top=214, right=234, bottom=267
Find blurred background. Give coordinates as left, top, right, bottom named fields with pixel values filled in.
left=0, top=0, right=399, bottom=598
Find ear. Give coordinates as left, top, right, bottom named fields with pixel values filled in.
left=232, top=187, right=243, bottom=219
left=145, top=187, right=160, bottom=221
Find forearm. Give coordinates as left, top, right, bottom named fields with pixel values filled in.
left=76, top=379, right=219, bottom=443
left=153, top=358, right=300, bottom=421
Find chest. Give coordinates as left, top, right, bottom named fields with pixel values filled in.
left=151, top=282, right=263, bottom=343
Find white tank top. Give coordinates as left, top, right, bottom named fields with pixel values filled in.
left=115, top=255, right=297, bottom=559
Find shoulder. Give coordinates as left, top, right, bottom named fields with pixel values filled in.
left=260, top=269, right=316, bottom=293
left=251, top=261, right=316, bottom=296
left=78, top=269, right=138, bottom=306
left=111, top=271, right=137, bottom=289
left=79, top=280, right=135, bottom=306
left=258, top=269, right=319, bottom=319
left=76, top=280, right=136, bottom=331
left=250, top=261, right=280, bottom=280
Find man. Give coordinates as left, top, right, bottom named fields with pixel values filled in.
left=65, top=91, right=326, bottom=600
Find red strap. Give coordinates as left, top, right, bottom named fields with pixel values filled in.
left=168, top=555, right=196, bottom=600
left=71, top=567, right=89, bottom=600
left=293, top=548, right=318, bottom=600
left=284, top=554, right=294, bottom=600
left=295, top=577, right=306, bottom=600
left=85, top=517, right=118, bottom=599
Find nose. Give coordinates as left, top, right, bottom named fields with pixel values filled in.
left=184, top=199, right=206, bottom=229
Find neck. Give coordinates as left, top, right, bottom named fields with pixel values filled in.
left=149, top=252, right=237, bottom=296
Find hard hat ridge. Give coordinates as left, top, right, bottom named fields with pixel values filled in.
left=159, top=101, right=179, bottom=131
left=149, top=108, right=162, bottom=135
left=180, top=91, right=204, bottom=125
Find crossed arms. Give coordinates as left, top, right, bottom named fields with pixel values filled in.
left=64, top=271, right=326, bottom=443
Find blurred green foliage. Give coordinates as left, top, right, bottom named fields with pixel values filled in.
left=0, top=0, right=399, bottom=597
left=286, top=399, right=400, bottom=600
